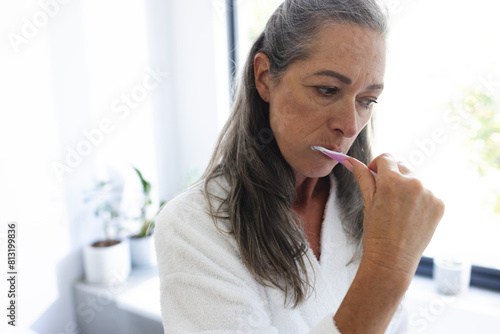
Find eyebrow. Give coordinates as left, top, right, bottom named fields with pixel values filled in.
left=313, top=70, right=384, bottom=91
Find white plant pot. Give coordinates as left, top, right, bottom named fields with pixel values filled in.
left=83, top=238, right=131, bottom=284
left=130, top=234, right=157, bottom=268
left=434, top=257, right=471, bottom=295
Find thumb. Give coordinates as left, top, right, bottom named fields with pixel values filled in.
left=344, top=157, right=376, bottom=205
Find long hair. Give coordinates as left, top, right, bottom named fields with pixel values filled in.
left=202, top=0, right=387, bottom=307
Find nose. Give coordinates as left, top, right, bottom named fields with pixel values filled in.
left=326, top=98, right=359, bottom=138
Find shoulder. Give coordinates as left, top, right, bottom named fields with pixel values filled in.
left=158, top=185, right=207, bottom=222
left=154, top=176, right=234, bottom=252
left=154, top=177, right=273, bottom=332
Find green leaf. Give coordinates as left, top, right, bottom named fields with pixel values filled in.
left=133, top=166, right=152, bottom=196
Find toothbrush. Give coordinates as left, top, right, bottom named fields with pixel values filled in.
left=311, top=146, right=377, bottom=178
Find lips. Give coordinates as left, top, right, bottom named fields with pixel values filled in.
left=317, top=145, right=343, bottom=154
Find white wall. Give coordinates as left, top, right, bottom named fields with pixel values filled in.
left=1, top=1, right=95, bottom=333
left=0, top=0, right=229, bottom=332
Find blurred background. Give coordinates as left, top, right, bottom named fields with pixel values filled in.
left=0, top=0, right=499, bottom=333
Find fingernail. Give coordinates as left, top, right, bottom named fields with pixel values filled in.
left=342, top=160, right=354, bottom=172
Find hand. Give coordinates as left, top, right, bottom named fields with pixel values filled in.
left=344, top=154, right=445, bottom=276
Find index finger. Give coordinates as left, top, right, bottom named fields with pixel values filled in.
left=367, top=153, right=400, bottom=175
left=344, top=157, right=377, bottom=206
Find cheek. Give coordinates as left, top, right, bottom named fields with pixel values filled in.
left=269, top=89, right=293, bottom=138
left=347, top=119, right=371, bottom=149
left=269, top=87, right=318, bottom=137
left=358, top=115, right=371, bottom=133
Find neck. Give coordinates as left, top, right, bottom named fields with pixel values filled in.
left=293, top=174, right=329, bottom=208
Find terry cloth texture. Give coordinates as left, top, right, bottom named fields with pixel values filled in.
left=155, top=176, right=408, bottom=333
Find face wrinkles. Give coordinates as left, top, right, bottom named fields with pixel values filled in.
left=266, top=24, right=386, bottom=180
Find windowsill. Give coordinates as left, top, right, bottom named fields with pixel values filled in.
left=73, top=267, right=163, bottom=334
left=114, top=268, right=162, bottom=322
left=406, top=275, right=500, bottom=333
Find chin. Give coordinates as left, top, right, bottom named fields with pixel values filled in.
left=303, top=163, right=336, bottom=179
left=317, top=169, right=334, bottom=178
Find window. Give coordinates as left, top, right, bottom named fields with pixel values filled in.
left=233, top=0, right=284, bottom=71
left=230, top=0, right=500, bottom=288
left=380, top=0, right=500, bottom=290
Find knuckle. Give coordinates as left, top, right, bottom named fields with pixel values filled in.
left=407, top=178, right=424, bottom=192
left=435, top=197, right=446, bottom=215
left=397, top=161, right=413, bottom=174
left=423, top=190, right=445, bottom=218
left=378, top=153, right=395, bottom=162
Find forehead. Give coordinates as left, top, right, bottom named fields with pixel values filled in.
left=292, top=23, right=386, bottom=82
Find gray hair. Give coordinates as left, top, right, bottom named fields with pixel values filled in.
left=203, top=0, right=388, bottom=307
left=261, top=0, right=388, bottom=80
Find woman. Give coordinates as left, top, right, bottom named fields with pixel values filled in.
left=155, top=0, right=445, bottom=333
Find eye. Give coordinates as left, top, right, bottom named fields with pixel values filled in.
left=359, top=98, right=378, bottom=109
left=316, top=86, right=338, bottom=97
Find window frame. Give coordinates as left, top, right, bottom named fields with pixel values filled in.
left=417, top=257, right=500, bottom=292
left=226, top=0, right=238, bottom=101
left=226, top=0, right=500, bottom=292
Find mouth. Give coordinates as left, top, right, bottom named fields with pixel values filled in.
left=312, top=145, right=343, bottom=154
left=311, top=145, right=350, bottom=165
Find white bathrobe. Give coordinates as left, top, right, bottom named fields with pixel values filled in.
left=154, top=175, right=408, bottom=333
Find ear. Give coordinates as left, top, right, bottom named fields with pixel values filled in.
left=254, top=53, right=271, bottom=103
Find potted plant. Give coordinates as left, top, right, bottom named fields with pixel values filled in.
left=129, top=167, right=158, bottom=267
left=82, top=180, right=131, bottom=284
